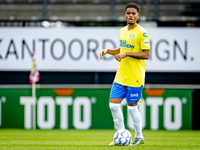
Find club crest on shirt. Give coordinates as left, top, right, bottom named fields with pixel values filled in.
left=128, top=33, right=135, bottom=41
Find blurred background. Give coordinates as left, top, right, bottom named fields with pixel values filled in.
left=0, top=0, right=200, bottom=84
left=0, top=0, right=200, bottom=27
left=0, top=0, right=200, bottom=130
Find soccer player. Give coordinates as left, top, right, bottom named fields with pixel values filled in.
left=100, top=2, right=150, bottom=146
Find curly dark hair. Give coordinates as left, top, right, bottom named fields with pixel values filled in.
left=125, top=2, right=140, bottom=13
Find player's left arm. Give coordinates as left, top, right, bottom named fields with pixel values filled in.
left=115, top=50, right=150, bottom=61
left=127, top=49, right=150, bottom=59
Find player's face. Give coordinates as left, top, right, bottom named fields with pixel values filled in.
left=125, top=8, right=139, bottom=25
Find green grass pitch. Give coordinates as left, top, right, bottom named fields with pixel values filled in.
left=0, top=129, right=200, bottom=150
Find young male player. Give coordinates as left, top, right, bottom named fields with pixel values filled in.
left=100, top=2, right=150, bottom=146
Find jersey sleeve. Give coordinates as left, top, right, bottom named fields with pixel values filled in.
left=119, top=29, right=122, bottom=46
left=140, top=31, right=150, bottom=50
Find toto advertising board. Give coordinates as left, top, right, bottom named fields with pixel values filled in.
left=0, top=27, right=199, bottom=72
left=0, top=87, right=192, bottom=130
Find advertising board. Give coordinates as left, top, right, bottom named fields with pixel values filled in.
left=0, top=87, right=192, bottom=130
left=0, top=27, right=199, bottom=72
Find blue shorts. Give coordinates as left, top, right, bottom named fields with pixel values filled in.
left=110, top=82, right=143, bottom=104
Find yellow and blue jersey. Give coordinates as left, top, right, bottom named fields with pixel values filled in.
left=114, top=24, right=150, bottom=87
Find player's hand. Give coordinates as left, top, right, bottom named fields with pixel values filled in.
left=115, top=53, right=126, bottom=62
left=100, top=49, right=107, bottom=60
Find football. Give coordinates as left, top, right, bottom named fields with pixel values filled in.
left=113, top=129, right=132, bottom=146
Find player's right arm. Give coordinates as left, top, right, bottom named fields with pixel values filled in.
left=100, top=48, right=120, bottom=60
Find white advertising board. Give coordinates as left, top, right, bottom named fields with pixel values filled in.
left=0, top=27, right=199, bottom=72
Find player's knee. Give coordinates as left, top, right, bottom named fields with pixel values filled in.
left=109, top=102, right=120, bottom=111
left=110, top=98, right=123, bottom=103
left=109, top=102, right=123, bottom=122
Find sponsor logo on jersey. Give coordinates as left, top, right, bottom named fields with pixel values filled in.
left=120, top=40, right=134, bottom=49
left=143, top=32, right=148, bottom=37
left=143, top=40, right=150, bottom=46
